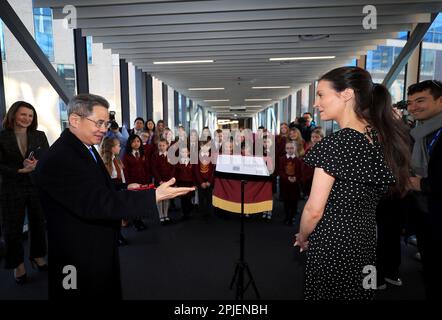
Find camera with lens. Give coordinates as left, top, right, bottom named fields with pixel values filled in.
left=393, top=100, right=408, bottom=110
left=109, top=111, right=116, bottom=122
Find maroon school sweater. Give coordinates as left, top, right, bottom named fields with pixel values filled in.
left=175, top=161, right=195, bottom=187
left=151, top=152, right=175, bottom=185
left=193, top=161, right=215, bottom=186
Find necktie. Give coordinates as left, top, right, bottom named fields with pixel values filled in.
left=113, top=158, right=122, bottom=180
left=89, top=147, right=97, bottom=162
left=135, top=151, right=140, bottom=159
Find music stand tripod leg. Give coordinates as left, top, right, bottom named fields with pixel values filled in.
left=229, top=180, right=260, bottom=300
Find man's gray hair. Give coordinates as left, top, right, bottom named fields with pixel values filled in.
left=67, top=94, right=110, bottom=117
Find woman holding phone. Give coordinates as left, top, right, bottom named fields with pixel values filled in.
left=0, top=101, right=49, bottom=284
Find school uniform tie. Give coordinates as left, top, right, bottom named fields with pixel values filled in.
left=113, top=158, right=122, bottom=180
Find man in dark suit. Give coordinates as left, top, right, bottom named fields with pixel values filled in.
left=34, top=94, right=194, bottom=299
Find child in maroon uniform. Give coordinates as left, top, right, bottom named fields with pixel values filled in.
left=262, top=135, right=276, bottom=220
left=175, top=146, right=196, bottom=219
left=194, top=142, right=215, bottom=216
left=123, top=134, right=151, bottom=185
left=151, top=138, right=175, bottom=223
left=122, top=134, right=150, bottom=231
left=140, top=130, right=155, bottom=163
left=278, top=141, right=303, bottom=225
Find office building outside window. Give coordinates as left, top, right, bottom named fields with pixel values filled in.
left=57, top=64, right=76, bottom=130
left=366, top=31, right=408, bottom=103
left=420, top=13, right=442, bottom=81
left=33, top=7, right=54, bottom=62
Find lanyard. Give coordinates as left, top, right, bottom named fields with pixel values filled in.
left=427, top=128, right=442, bottom=155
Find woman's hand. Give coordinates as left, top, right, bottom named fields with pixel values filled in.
left=155, top=178, right=195, bottom=202
left=18, top=158, right=38, bottom=173
left=294, top=233, right=309, bottom=252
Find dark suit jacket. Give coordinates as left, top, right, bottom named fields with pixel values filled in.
left=34, top=129, right=157, bottom=299
left=0, top=128, right=49, bottom=189
left=421, top=127, right=442, bottom=241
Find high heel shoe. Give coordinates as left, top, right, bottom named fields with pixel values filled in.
left=29, top=258, right=48, bottom=272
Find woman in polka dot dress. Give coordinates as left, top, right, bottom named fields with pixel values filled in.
left=295, top=66, right=411, bottom=300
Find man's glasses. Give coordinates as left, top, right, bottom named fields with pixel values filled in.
left=83, top=116, right=111, bottom=129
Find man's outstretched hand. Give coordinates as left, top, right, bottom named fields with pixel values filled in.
left=155, top=178, right=195, bottom=202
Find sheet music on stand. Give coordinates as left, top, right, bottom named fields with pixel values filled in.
left=215, top=155, right=270, bottom=177
left=214, top=154, right=267, bottom=300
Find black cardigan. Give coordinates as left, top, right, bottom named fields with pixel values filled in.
left=0, top=128, right=49, bottom=187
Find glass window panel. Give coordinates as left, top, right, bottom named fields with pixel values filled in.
left=420, top=13, right=442, bottom=81
left=57, top=64, right=76, bottom=130
left=86, top=36, right=93, bottom=64
left=33, top=7, right=54, bottom=62
left=366, top=31, right=408, bottom=103
left=345, top=58, right=357, bottom=66
left=0, top=20, right=5, bottom=61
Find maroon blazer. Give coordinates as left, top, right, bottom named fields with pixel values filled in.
left=144, top=143, right=156, bottom=161
left=278, top=155, right=302, bottom=200
left=151, top=152, right=175, bottom=185
left=122, top=152, right=151, bottom=185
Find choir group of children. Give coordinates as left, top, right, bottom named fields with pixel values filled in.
left=98, top=119, right=324, bottom=234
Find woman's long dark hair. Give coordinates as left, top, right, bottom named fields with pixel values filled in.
left=319, top=66, right=410, bottom=196
left=2, top=101, right=38, bottom=130
left=125, top=134, right=145, bottom=157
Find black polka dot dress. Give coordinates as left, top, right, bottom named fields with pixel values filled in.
left=302, top=127, right=395, bottom=300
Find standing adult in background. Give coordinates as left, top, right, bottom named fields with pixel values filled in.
left=145, top=119, right=156, bottom=144
left=34, top=94, right=194, bottom=299
left=105, top=121, right=127, bottom=158
left=129, top=117, right=145, bottom=137
left=407, top=80, right=442, bottom=300
left=295, top=67, right=410, bottom=300
left=303, top=112, right=316, bottom=129
left=298, top=112, right=315, bottom=143
left=0, top=101, right=49, bottom=284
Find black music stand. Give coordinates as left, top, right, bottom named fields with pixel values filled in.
left=215, top=155, right=270, bottom=300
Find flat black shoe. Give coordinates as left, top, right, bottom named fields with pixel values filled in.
left=14, top=273, right=27, bottom=285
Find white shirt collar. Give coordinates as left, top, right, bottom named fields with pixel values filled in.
left=159, top=151, right=167, bottom=156
left=132, top=150, right=140, bottom=156
left=286, top=154, right=296, bottom=159
left=180, top=158, right=190, bottom=165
